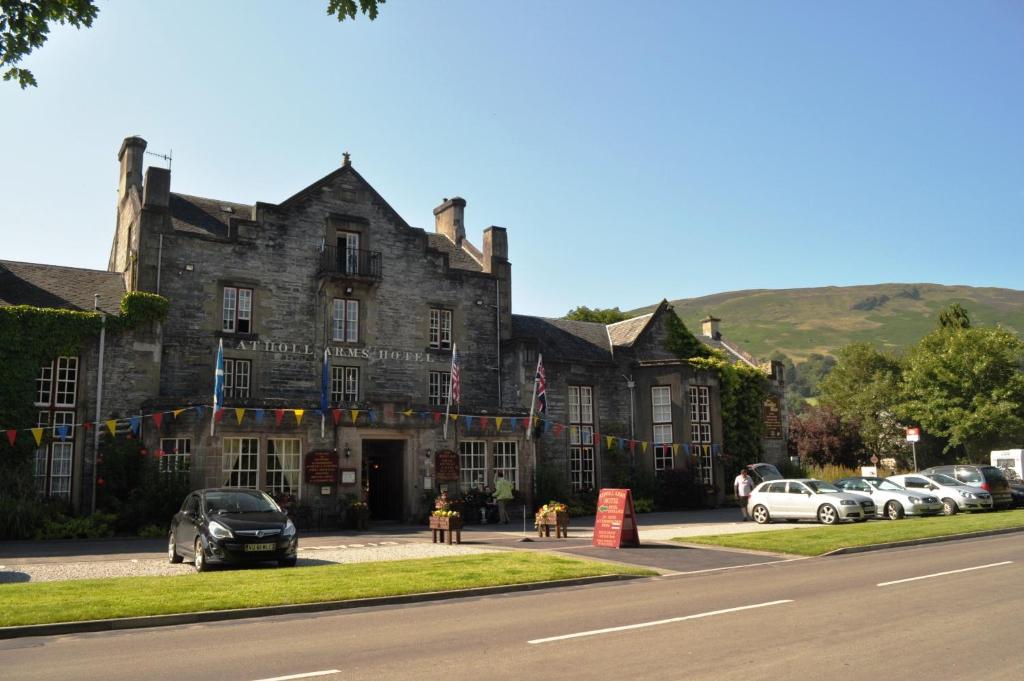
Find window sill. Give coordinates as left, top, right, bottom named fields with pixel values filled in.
left=216, top=331, right=259, bottom=341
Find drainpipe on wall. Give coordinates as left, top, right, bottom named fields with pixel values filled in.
left=91, top=295, right=106, bottom=514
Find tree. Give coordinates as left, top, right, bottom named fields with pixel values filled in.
left=2, top=0, right=384, bottom=88
left=788, top=404, right=864, bottom=468
left=818, top=342, right=908, bottom=463
left=938, top=303, right=971, bottom=330
left=901, top=325, right=1024, bottom=460
left=1, top=0, right=98, bottom=88
left=563, top=306, right=628, bottom=324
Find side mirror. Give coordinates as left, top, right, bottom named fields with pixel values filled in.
left=804, top=491, right=812, bottom=496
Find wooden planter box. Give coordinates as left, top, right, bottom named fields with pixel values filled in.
left=429, top=515, right=463, bottom=544
left=537, top=511, right=569, bottom=538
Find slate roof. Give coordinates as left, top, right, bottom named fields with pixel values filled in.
left=510, top=315, right=613, bottom=363
left=0, top=260, right=124, bottom=315
left=606, top=313, right=652, bottom=347
left=169, top=193, right=254, bottom=238
left=699, top=336, right=761, bottom=367
left=426, top=233, right=483, bottom=272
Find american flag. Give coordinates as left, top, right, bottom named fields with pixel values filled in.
left=449, top=345, right=461, bottom=405
left=534, top=354, right=547, bottom=414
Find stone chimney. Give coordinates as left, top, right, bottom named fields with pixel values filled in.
left=143, top=166, right=171, bottom=210
left=701, top=315, right=721, bottom=340
left=482, top=226, right=507, bottom=272
left=433, top=197, right=466, bottom=245
left=117, top=136, right=147, bottom=205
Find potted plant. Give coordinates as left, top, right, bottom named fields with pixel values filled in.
left=534, top=500, right=568, bottom=537
left=347, top=501, right=370, bottom=531
left=429, top=492, right=463, bottom=531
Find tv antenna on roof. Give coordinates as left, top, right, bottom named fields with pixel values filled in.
left=145, top=148, right=172, bottom=170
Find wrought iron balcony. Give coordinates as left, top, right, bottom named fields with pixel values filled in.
left=318, top=246, right=382, bottom=280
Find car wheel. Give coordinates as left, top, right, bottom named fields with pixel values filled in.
left=886, top=501, right=905, bottom=520
left=168, top=533, right=183, bottom=564
left=279, top=557, right=297, bottom=568
left=752, top=505, right=771, bottom=524
left=817, top=504, right=838, bottom=525
left=942, top=498, right=958, bottom=516
left=194, top=537, right=210, bottom=573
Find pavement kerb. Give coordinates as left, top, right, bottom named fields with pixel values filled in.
left=0, top=573, right=646, bottom=641
left=822, top=524, right=1024, bottom=556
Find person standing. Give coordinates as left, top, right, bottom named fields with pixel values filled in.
left=734, top=468, right=754, bottom=521
left=493, top=471, right=514, bottom=524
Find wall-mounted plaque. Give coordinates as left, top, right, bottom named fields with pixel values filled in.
left=340, top=469, right=356, bottom=485
left=435, top=449, right=460, bottom=481
left=305, top=450, right=339, bottom=484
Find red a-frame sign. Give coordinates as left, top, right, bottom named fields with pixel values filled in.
left=592, top=488, right=640, bottom=548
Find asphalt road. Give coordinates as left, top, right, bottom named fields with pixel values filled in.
left=2, top=533, right=1021, bottom=681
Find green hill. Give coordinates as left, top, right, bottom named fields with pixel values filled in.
left=635, top=284, right=1024, bottom=363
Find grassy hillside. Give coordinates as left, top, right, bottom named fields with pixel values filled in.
left=635, top=284, right=1024, bottom=363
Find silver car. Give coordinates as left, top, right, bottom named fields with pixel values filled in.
left=834, top=476, right=944, bottom=520
left=747, top=479, right=876, bottom=525
left=888, top=473, right=993, bottom=515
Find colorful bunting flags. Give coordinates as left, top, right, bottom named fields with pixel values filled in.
left=31, top=428, right=44, bottom=446
left=235, top=408, right=245, bottom=425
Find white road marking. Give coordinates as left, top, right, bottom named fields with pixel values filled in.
left=877, top=561, right=1013, bottom=587
left=527, top=600, right=793, bottom=644
left=661, top=556, right=808, bottom=577
left=252, top=670, right=340, bottom=681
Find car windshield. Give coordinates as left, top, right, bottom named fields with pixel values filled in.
left=205, top=491, right=279, bottom=514
left=805, top=481, right=841, bottom=493
left=927, top=473, right=964, bottom=486
left=868, top=478, right=905, bottom=491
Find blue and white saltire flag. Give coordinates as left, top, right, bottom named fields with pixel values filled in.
left=320, top=348, right=330, bottom=437
left=211, top=338, right=224, bottom=436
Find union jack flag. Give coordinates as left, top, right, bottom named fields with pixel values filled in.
left=449, top=345, right=461, bottom=405
left=534, top=354, right=546, bottom=414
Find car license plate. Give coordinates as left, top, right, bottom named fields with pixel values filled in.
left=245, top=542, right=275, bottom=552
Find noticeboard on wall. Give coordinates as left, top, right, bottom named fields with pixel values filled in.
left=435, top=449, right=460, bottom=481
left=305, top=450, right=339, bottom=484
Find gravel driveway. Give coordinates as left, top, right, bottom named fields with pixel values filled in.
left=0, top=542, right=499, bottom=584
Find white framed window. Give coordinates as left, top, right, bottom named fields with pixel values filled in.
left=689, top=386, right=712, bottom=484
left=429, top=371, right=451, bottom=406
left=35, top=364, right=53, bottom=406
left=224, top=358, right=251, bottom=398
left=159, top=437, right=192, bottom=475
left=223, top=437, right=259, bottom=488
left=339, top=230, right=360, bottom=273
left=222, top=286, right=253, bottom=333
left=459, top=440, right=487, bottom=491
left=652, top=386, right=673, bottom=470
left=267, top=438, right=301, bottom=497
left=493, top=441, right=518, bottom=488
left=429, top=308, right=452, bottom=349
left=332, top=298, right=359, bottom=342
left=569, top=385, right=595, bottom=490
left=54, top=357, right=78, bottom=407
left=331, top=366, right=359, bottom=403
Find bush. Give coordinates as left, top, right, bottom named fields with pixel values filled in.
left=633, top=497, right=655, bottom=513
left=137, top=523, right=167, bottom=538
left=96, top=433, right=192, bottom=533
left=654, top=468, right=705, bottom=510
left=0, top=493, right=65, bottom=540
left=35, top=512, right=116, bottom=539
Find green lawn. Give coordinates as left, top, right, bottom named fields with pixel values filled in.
left=678, top=510, right=1024, bottom=556
left=0, top=552, right=653, bottom=628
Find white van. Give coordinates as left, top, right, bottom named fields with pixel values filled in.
left=991, top=450, right=1024, bottom=481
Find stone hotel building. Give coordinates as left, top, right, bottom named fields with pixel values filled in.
left=0, top=136, right=786, bottom=519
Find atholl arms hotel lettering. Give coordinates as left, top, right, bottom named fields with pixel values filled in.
left=233, top=339, right=444, bottom=364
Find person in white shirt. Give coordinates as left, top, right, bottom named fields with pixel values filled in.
left=733, top=469, right=754, bottom=521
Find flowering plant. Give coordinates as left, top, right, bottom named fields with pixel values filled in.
left=431, top=509, right=461, bottom=518
left=349, top=501, right=369, bottom=511
left=534, top=501, right=568, bottom=528
left=434, top=491, right=452, bottom=511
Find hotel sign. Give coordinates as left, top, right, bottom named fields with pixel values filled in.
left=233, top=339, right=444, bottom=364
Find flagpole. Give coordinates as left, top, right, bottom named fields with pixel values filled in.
left=211, top=338, right=224, bottom=437
left=527, top=353, right=542, bottom=441
left=444, top=343, right=455, bottom=440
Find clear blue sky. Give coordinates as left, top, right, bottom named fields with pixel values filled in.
left=2, top=0, right=1021, bottom=318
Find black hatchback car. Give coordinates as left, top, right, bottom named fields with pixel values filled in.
left=920, top=465, right=1014, bottom=510
left=169, top=488, right=298, bottom=572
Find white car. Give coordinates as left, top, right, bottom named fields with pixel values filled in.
left=747, top=479, right=876, bottom=525
left=888, top=473, right=993, bottom=515
left=833, top=476, right=944, bottom=520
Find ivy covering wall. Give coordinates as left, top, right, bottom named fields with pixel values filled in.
left=664, top=310, right=768, bottom=465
